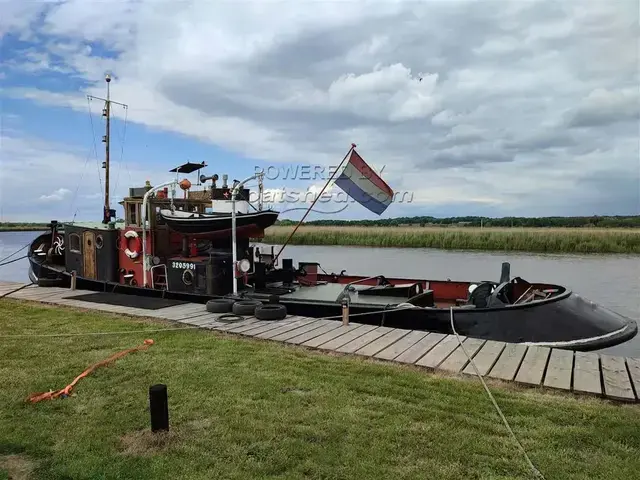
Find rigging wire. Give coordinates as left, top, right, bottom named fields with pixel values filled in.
left=86, top=96, right=104, bottom=198
left=68, top=141, right=97, bottom=220
left=113, top=104, right=130, bottom=196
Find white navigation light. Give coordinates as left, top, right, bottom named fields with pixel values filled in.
left=238, top=258, right=251, bottom=273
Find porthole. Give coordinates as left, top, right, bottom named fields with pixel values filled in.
left=182, top=269, right=194, bottom=286
left=96, top=235, right=104, bottom=249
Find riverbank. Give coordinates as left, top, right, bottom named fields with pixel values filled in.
left=260, top=226, right=640, bottom=254
left=0, top=224, right=48, bottom=232
left=1, top=299, right=639, bottom=479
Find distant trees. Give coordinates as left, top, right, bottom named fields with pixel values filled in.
left=274, top=215, right=640, bottom=228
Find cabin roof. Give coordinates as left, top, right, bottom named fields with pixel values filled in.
left=169, top=161, right=207, bottom=174
left=63, top=221, right=125, bottom=230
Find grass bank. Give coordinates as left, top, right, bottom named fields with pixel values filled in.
left=0, top=223, right=48, bottom=232
left=261, top=225, right=640, bottom=254
left=1, top=300, right=639, bottom=479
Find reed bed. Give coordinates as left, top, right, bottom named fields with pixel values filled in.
left=260, top=226, right=640, bottom=254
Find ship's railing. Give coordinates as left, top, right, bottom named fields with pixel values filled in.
left=151, top=264, right=168, bottom=290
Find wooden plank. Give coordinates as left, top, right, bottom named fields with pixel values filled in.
left=301, top=323, right=366, bottom=348
left=542, top=349, right=573, bottom=390
left=236, top=319, right=295, bottom=337
left=626, top=357, right=640, bottom=400
left=416, top=335, right=465, bottom=368
left=515, top=346, right=551, bottom=386
left=270, top=320, right=331, bottom=342
left=336, top=326, right=391, bottom=354
left=213, top=318, right=259, bottom=331
left=222, top=319, right=276, bottom=335
left=256, top=317, right=318, bottom=340
left=315, top=324, right=377, bottom=351
left=9, top=288, right=71, bottom=301
left=439, top=338, right=486, bottom=373
left=185, top=314, right=228, bottom=326
left=356, top=328, right=411, bottom=357
left=462, top=340, right=505, bottom=376
left=153, top=303, right=206, bottom=319
left=601, top=355, right=635, bottom=401
left=374, top=330, right=428, bottom=360
left=395, top=332, right=446, bottom=364
left=487, top=343, right=527, bottom=381
left=573, top=352, right=602, bottom=396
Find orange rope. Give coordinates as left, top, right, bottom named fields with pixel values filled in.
left=26, top=339, right=154, bottom=403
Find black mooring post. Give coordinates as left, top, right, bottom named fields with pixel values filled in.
left=149, top=384, right=169, bottom=432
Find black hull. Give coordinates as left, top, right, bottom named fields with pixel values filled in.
left=160, top=210, right=279, bottom=235
left=26, top=258, right=638, bottom=352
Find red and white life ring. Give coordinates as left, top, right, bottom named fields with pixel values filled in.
left=124, top=230, right=142, bottom=259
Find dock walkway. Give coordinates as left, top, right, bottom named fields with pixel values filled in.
left=1, top=281, right=639, bottom=403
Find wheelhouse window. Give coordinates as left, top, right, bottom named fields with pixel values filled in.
left=127, top=203, right=139, bottom=226
left=69, top=233, right=81, bottom=254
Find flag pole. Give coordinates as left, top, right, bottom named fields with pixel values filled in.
left=272, top=143, right=356, bottom=265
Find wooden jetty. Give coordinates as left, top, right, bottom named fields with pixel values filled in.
left=1, top=281, right=639, bottom=403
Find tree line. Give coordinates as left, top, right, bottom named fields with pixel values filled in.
left=275, top=215, right=640, bottom=228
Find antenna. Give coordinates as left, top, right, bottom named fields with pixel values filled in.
left=88, top=73, right=128, bottom=223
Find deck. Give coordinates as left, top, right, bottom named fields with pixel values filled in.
left=1, top=281, right=639, bottom=403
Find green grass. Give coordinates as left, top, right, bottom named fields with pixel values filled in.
left=1, top=300, right=639, bottom=480
left=260, top=226, right=640, bottom=254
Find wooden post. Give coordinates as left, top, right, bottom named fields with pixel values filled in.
left=341, top=299, right=349, bottom=326
left=70, top=271, right=77, bottom=290
left=149, top=384, right=169, bottom=432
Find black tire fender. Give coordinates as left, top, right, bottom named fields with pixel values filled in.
left=232, top=300, right=263, bottom=316
left=254, top=304, right=287, bottom=321
left=206, top=298, right=235, bottom=313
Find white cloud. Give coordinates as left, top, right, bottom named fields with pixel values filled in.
left=39, top=188, right=72, bottom=202
left=1, top=0, right=638, bottom=218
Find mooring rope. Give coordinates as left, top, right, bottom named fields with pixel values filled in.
left=0, top=242, right=30, bottom=264
left=449, top=307, right=545, bottom=479
left=0, top=255, right=27, bottom=268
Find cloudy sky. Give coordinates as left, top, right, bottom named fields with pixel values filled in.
left=1, top=0, right=638, bottom=222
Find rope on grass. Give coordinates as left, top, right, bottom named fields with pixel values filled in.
left=26, top=339, right=154, bottom=403
left=449, top=307, right=546, bottom=480
left=0, top=325, right=203, bottom=338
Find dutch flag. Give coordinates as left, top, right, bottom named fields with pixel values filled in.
left=334, top=148, right=394, bottom=215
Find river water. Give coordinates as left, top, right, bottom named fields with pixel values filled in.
left=2, top=231, right=639, bottom=357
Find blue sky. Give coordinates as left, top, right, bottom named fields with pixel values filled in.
left=1, top=0, right=638, bottom=222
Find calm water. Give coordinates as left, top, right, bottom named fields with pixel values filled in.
left=2, top=231, right=639, bottom=356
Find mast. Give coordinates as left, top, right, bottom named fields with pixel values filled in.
left=88, top=73, right=127, bottom=223
left=105, top=74, right=111, bottom=221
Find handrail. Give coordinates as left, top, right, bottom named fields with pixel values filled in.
left=231, top=171, right=265, bottom=295
left=141, top=180, right=177, bottom=287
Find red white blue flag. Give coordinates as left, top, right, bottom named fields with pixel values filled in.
left=334, top=149, right=393, bottom=215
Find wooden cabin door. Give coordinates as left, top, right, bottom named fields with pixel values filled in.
left=83, top=231, right=97, bottom=279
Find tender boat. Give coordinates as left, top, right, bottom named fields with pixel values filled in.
left=25, top=75, right=638, bottom=352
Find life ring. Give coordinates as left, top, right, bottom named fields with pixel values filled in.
left=124, top=230, right=142, bottom=259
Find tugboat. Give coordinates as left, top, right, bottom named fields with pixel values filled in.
left=26, top=75, right=637, bottom=351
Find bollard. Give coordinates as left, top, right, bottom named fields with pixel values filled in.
left=341, top=299, right=349, bottom=326
left=149, top=384, right=169, bottom=432
left=70, top=271, right=77, bottom=290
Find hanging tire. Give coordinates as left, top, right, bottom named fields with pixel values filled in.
left=254, top=304, right=287, bottom=321
left=232, top=300, right=263, bottom=316
left=206, top=298, right=235, bottom=313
